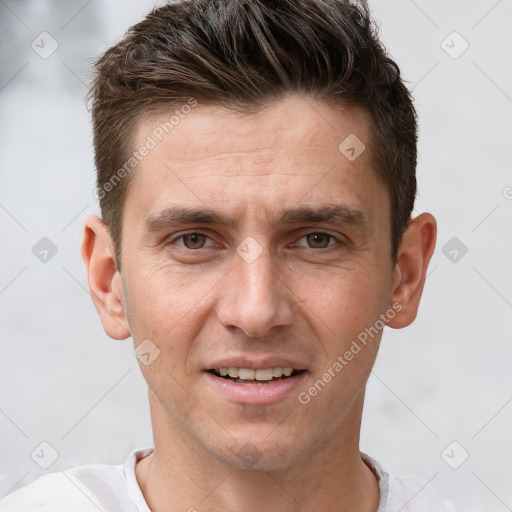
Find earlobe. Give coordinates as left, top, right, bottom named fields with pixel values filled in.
left=387, top=213, right=437, bottom=329
left=81, top=215, right=131, bottom=340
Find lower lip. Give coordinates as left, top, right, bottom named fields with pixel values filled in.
left=204, top=371, right=308, bottom=405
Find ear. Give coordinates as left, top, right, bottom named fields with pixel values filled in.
left=387, top=213, right=437, bottom=329
left=81, top=215, right=130, bottom=340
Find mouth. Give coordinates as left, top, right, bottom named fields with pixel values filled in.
left=204, top=359, right=309, bottom=404
left=207, top=367, right=305, bottom=384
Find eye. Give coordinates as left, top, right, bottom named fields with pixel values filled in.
left=177, top=233, right=210, bottom=249
left=297, top=232, right=336, bottom=249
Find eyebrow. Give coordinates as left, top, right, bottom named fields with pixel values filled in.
left=143, top=204, right=370, bottom=232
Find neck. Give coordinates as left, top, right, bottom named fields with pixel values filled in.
left=135, top=392, right=380, bottom=512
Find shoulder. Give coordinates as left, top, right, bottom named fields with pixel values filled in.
left=0, top=462, right=136, bottom=512
left=361, top=453, right=457, bottom=512
left=385, top=473, right=458, bottom=512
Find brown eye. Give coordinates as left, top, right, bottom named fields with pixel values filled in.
left=182, top=233, right=207, bottom=249
left=305, top=233, right=332, bottom=248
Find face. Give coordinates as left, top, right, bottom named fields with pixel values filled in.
left=85, top=94, right=434, bottom=472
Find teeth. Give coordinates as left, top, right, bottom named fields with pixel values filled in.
left=255, top=368, right=274, bottom=381
left=238, top=368, right=256, bottom=380
left=273, top=367, right=283, bottom=377
left=217, top=367, right=295, bottom=380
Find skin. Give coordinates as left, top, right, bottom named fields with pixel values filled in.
left=82, top=94, right=436, bottom=512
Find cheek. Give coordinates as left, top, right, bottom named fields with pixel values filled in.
left=125, top=260, right=218, bottom=336
left=125, top=264, right=212, bottom=409
left=293, top=270, right=386, bottom=417
left=294, top=263, right=390, bottom=343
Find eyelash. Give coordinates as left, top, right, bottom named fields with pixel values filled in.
left=169, top=231, right=343, bottom=250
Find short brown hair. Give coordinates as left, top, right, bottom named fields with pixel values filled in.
left=89, top=0, right=417, bottom=268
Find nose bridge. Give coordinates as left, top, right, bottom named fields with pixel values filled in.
left=239, top=251, right=276, bottom=304
left=217, top=246, right=293, bottom=337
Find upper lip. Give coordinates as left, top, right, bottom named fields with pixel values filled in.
left=206, top=357, right=307, bottom=371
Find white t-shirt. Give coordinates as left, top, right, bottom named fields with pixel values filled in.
left=0, top=447, right=455, bottom=512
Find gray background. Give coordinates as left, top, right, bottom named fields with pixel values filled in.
left=1, top=0, right=511, bottom=510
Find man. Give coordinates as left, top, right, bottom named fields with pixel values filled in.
left=1, top=0, right=453, bottom=510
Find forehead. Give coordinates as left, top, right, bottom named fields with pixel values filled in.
left=126, top=95, right=387, bottom=227
left=137, top=95, right=371, bottom=173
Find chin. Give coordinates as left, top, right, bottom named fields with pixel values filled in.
left=210, top=431, right=308, bottom=472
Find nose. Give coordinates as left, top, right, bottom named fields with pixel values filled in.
left=216, top=248, right=294, bottom=337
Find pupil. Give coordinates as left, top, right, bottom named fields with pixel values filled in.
left=307, top=233, right=329, bottom=248
left=184, top=233, right=205, bottom=249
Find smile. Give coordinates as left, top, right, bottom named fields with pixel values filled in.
left=205, top=366, right=308, bottom=404
left=209, top=367, right=301, bottom=383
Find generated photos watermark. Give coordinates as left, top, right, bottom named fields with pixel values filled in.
left=94, top=97, right=198, bottom=200
left=298, top=301, right=402, bottom=405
